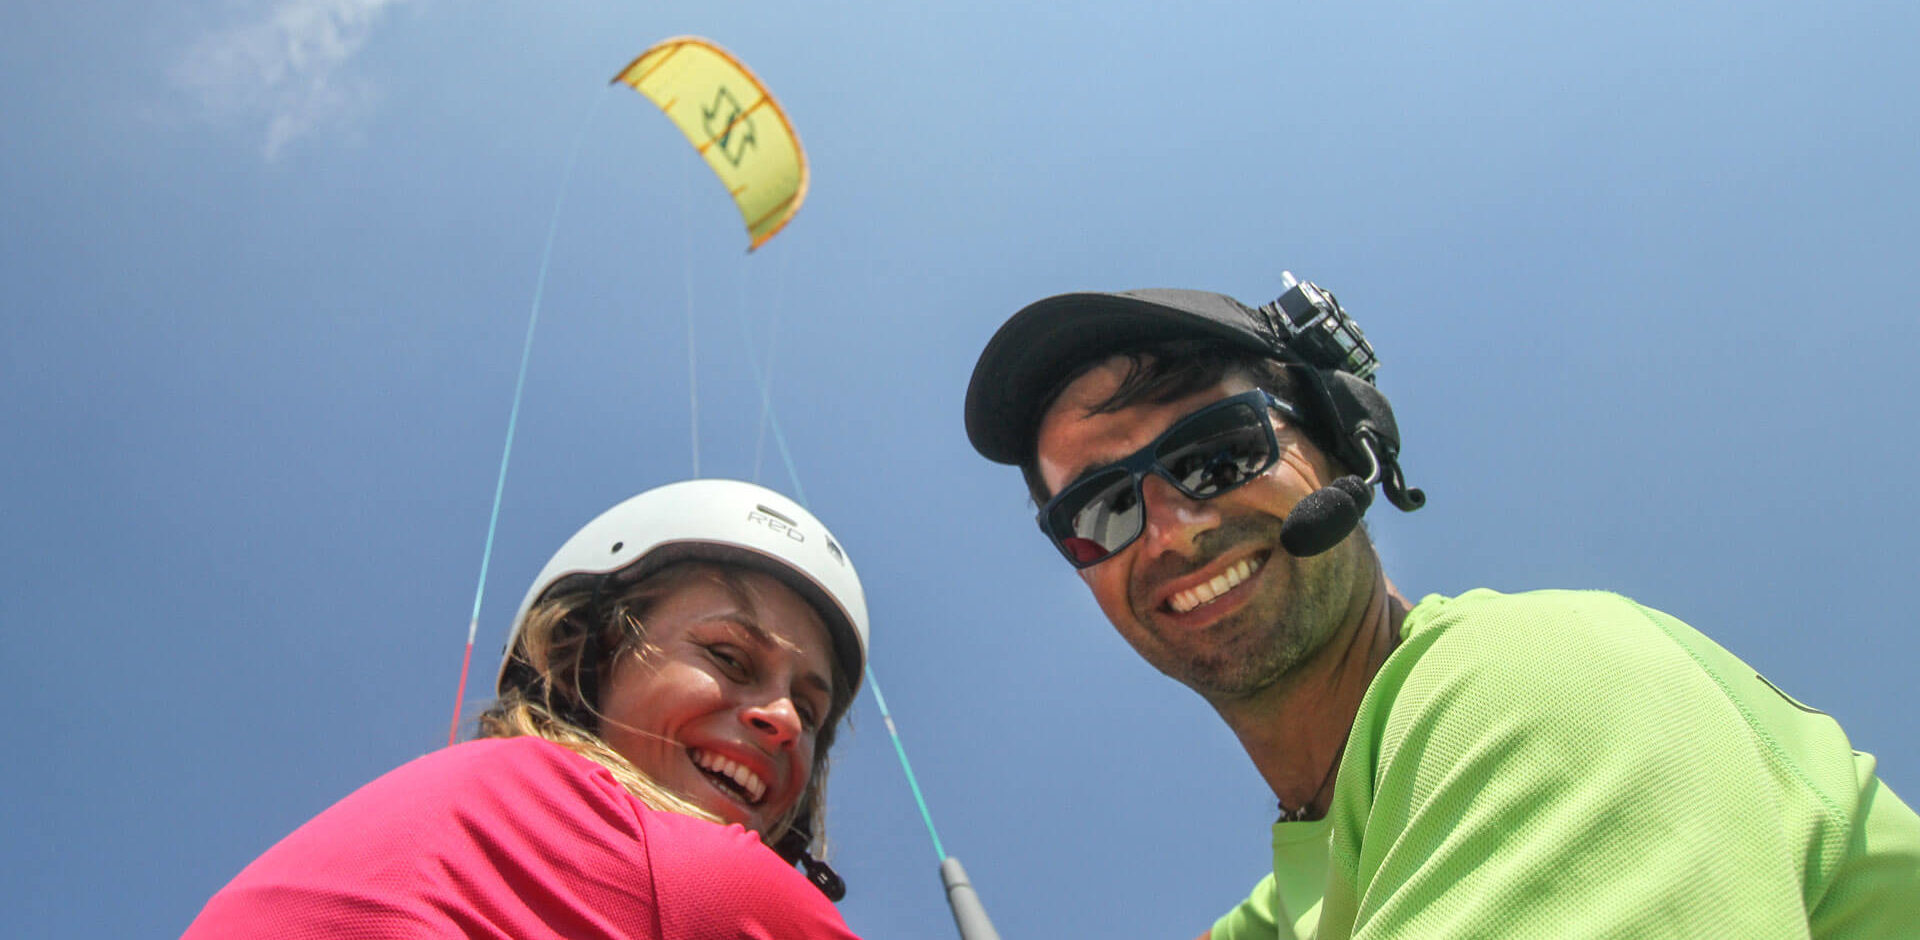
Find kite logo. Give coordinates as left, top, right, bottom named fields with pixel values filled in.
left=613, top=37, right=803, bottom=250
left=748, top=505, right=806, bottom=542
left=702, top=86, right=758, bottom=167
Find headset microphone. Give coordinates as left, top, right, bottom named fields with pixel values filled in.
left=1280, top=475, right=1372, bottom=557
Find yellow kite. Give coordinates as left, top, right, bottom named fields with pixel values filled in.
left=613, top=37, right=809, bottom=251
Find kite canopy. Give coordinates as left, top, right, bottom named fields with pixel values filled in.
left=613, top=37, right=809, bottom=251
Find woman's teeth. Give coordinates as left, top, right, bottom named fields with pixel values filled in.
left=692, top=749, right=767, bottom=803
left=1168, top=557, right=1261, bottom=614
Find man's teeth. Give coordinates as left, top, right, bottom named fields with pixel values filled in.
left=692, top=749, right=767, bottom=803
left=1169, top=558, right=1261, bottom=614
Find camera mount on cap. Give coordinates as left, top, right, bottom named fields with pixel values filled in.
left=1256, top=273, right=1425, bottom=514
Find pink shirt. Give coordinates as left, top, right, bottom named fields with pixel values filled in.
left=183, top=736, right=860, bottom=939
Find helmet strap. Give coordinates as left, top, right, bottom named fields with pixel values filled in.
left=774, top=824, right=847, bottom=901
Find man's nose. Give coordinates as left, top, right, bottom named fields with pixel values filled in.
left=1137, top=473, right=1220, bottom=558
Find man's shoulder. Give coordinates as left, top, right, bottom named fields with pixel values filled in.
left=1374, top=587, right=1748, bottom=735
left=1403, top=587, right=1679, bottom=658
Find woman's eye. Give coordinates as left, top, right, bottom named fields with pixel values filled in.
left=707, top=645, right=748, bottom=676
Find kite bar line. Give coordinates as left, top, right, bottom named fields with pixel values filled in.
left=741, top=256, right=760, bottom=483
left=732, top=314, right=1005, bottom=939
left=446, top=90, right=609, bottom=747
left=727, top=302, right=939, bottom=854
left=729, top=284, right=808, bottom=507
left=874, top=664, right=1009, bottom=938
left=865, top=667, right=947, bottom=861
left=730, top=254, right=1000, bottom=939
left=749, top=248, right=791, bottom=484
left=682, top=147, right=701, bottom=477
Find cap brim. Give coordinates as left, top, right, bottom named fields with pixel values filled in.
left=964, top=290, right=1276, bottom=465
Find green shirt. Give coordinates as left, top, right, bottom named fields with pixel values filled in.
left=1212, top=589, right=1920, bottom=939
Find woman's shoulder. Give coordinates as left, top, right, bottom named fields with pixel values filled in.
left=641, top=813, right=860, bottom=939
left=366, top=735, right=629, bottom=794
left=184, top=737, right=665, bottom=938
left=425, top=739, right=843, bottom=917
left=390, top=734, right=596, bottom=780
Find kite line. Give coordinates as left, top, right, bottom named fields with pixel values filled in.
left=445, top=40, right=995, bottom=934
left=721, top=248, right=942, bottom=861
left=446, top=89, right=608, bottom=747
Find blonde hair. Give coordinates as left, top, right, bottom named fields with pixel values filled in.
left=476, top=560, right=852, bottom=855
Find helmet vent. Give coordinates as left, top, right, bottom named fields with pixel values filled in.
left=609, top=541, right=624, bottom=553
left=756, top=504, right=799, bottom=527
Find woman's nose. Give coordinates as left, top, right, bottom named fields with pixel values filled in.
left=741, top=697, right=802, bottom=746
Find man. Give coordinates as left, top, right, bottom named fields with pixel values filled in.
left=964, top=276, right=1920, bottom=938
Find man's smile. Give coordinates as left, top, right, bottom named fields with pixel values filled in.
left=1167, top=555, right=1264, bottom=614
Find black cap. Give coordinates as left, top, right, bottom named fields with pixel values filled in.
left=965, top=288, right=1291, bottom=466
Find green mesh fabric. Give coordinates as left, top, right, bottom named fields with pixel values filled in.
left=1215, top=589, right=1920, bottom=939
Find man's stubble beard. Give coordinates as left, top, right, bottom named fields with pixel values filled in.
left=1131, top=517, right=1363, bottom=700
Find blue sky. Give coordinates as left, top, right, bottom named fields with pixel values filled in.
left=4, top=2, right=1917, bottom=937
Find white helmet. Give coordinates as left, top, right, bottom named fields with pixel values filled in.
left=497, top=479, right=869, bottom=694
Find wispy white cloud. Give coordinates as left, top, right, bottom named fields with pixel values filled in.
left=172, top=0, right=415, bottom=160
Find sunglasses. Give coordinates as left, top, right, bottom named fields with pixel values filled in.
left=1036, top=389, right=1304, bottom=567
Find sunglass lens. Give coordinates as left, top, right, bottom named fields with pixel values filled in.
left=1156, top=402, right=1274, bottom=497
left=1048, top=467, right=1143, bottom=565
left=1060, top=536, right=1109, bottom=565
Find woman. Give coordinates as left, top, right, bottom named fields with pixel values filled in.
left=184, top=480, right=868, bottom=938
